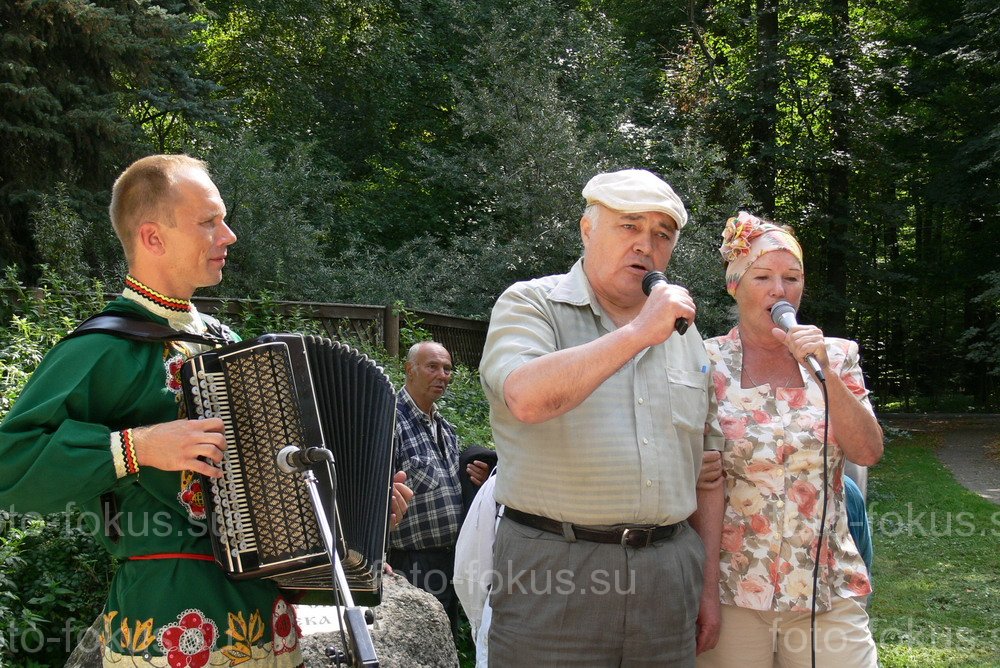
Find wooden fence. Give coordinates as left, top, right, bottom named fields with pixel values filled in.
left=190, top=296, right=489, bottom=368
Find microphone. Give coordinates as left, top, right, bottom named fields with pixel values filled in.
left=642, top=271, right=689, bottom=335
left=277, top=445, right=333, bottom=474
left=769, top=301, right=826, bottom=382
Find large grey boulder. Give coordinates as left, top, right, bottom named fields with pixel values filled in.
left=300, top=572, right=459, bottom=668
left=65, top=573, right=458, bottom=667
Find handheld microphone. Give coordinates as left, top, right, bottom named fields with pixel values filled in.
left=641, top=271, right=689, bottom=335
left=769, top=300, right=826, bottom=382
left=277, top=445, right=333, bottom=474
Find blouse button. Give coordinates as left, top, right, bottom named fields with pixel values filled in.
left=638, top=397, right=644, bottom=405
left=646, top=480, right=652, bottom=487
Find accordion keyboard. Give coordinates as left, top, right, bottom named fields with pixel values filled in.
left=180, top=333, right=395, bottom=605
left=185, top=368, right=257, bottom=563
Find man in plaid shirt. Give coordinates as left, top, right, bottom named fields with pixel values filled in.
left=388, top=341, right=491, bottom=638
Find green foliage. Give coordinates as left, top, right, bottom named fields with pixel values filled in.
left=0, top=267, right=108, bottom=415
left=223, top=291, right=328, bottom=341
left=395, top=302, right=429, bottom=356
left=0, top=512, right=113, bottom=666
left=880, top=394, right=990, bottom=415
left=318, top=0, right=744, bottom=320
left=197, top=134, right=342, bottom=302
left=438, top=364, right=494, bottom=450
left=0, top=516, right=42, bottom=660
left=959, top=270, right=1000, bottom=403
left=647, top=0, right=1000, bottom=408
left=2, top=0, right=998, bottom=410
left=0, top=0, right=226, bottom=274
left=0, top=269, right=115, bottom=665
left=653, top=131, right=747, bottom=337
left=455, top=616, right=477, bottom=668
left=28, top=183, right=97, bottom=283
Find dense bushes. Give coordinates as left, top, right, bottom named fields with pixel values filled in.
left=0, top=512, right=113, bottom=664
left=0, top=269, right=493, bottom=665
left=0, top=271, right=117, bottom=665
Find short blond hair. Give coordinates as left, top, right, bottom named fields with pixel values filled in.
left=109, top=154, right=209, bottom=264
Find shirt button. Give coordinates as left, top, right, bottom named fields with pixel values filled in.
left=642, top=438, right=649, bottom=445
left=777, top=468, right=785, bottom=476
left=776, top=500, right=785, bottom=508
left=646, top=480, right=652, bottom=487
left=638, top=397, right=644, bottom=405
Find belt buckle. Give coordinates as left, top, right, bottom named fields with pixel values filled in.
left=620, top=527, right=653, bottom=548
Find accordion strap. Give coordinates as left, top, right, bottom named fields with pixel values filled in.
left=64, top=312, right=232, bottom=347
left=129, top=553, right=215, bottom=562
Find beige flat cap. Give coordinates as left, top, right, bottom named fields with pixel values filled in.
left=582, top=169, right=688, bottom=229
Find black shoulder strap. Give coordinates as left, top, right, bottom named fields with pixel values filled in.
left=64, top=312, right=229, bottom=347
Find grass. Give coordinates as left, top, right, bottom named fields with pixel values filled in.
left=868, top=432, right=1000, bottom=667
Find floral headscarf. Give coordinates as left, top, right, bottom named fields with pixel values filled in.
left=720, top=211, right=803, bottom=297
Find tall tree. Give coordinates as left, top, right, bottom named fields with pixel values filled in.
left=0, top=0, right=223, bottom=274
left=823, top=0, right=853, bottom=334
left=749, top=0, right=780, bottom=216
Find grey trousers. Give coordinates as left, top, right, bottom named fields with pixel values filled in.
left=487, top=516, right=705, bottom=667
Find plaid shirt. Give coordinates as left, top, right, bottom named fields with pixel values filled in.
left=390, top=387, right=464, bottom=551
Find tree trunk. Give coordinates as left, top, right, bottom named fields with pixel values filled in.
left=824, top=0, right=851, bottom=336
left=750, top=0, right=779, bottom=215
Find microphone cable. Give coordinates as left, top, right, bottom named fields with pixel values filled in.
left=769, top=298, right=832, bottom=666
left=810, top=375, right=830, bottom=668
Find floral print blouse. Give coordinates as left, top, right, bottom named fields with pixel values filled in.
left=704, top=327, right=873, bottom=612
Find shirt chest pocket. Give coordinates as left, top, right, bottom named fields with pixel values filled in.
left=667, top=368, right=709, bottom=434
left=403, top=454, right=442, bottom=495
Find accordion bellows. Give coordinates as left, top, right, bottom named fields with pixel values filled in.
left=181, top=333, right=397, bottom=606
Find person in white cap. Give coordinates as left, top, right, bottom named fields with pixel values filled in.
left=479, top=168, right=725, bottom=666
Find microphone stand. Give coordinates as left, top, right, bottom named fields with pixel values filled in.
left=278, top=446, right=379, bottom=668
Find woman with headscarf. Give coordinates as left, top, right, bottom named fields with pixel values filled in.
left=696, top=212, right=883, bottom=667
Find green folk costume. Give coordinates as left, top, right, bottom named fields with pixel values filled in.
left=0, top=277, right=304, bottom=668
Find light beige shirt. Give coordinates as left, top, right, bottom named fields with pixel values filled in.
left=480, top=259, right=724, bottom=526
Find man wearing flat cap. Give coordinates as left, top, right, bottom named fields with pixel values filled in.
left=479, top=169, right=724, bottom=665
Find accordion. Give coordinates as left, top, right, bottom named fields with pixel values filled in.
left=180, top=333, right=396, bottom=606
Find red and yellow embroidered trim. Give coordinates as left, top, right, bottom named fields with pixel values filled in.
left=120, top=429, right=140, bottom=476
left=110, top=430, right=134, bottom=479
left=124, top=275, right=191, bottom=313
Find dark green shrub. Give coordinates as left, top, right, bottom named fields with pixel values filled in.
left=0, top=512, right=113, bottom=665
left=0, top=269, right=116, bottom=665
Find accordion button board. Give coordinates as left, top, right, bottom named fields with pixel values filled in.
left=181, top=333, right=397, bottom=606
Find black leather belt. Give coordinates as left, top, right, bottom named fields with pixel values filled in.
left=503, top=507, right=682, bottom=548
